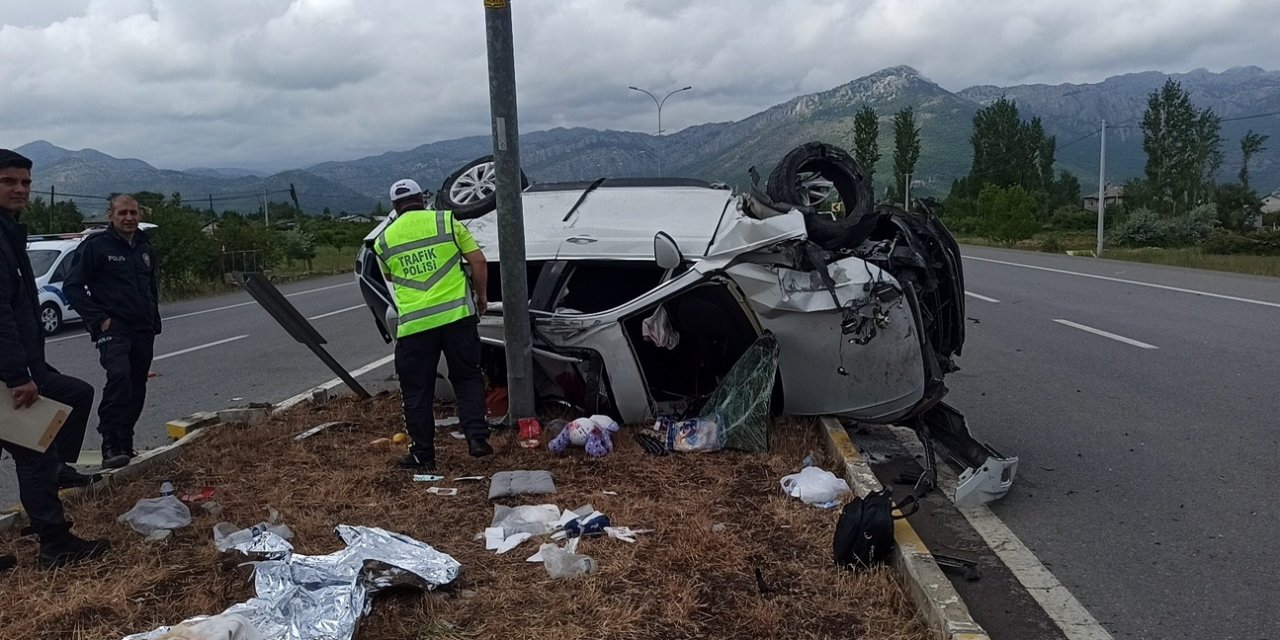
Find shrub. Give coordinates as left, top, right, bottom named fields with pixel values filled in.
left=1202, top=230, right=1261, bottom=254
left=1113, top=205, right=1217, bottom=248
left=975, top=184, right=1042, bottom=245
left=1038, top=234, right=1065, bottom=253
left=1047, top=205, right=1097, bottom=232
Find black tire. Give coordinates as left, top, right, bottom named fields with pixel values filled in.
left=766, top=142, right=876, bottom=249
left=40, top=302, right=62, bottom=336
left=436, top=155, right=530, bottom=220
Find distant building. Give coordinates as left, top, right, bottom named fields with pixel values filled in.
left=1083, top=185, right=1125, bottom=212
left=1262, top=190, right=1280, bottom=215
left=337, top=213, right=375, bottom=223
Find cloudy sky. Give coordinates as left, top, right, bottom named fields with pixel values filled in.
left=1, top=0, right=1276, bottom=171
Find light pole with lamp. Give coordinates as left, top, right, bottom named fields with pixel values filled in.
left=628, top=85, right=692, bottom=177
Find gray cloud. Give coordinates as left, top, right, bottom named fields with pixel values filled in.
left=1, top=0, right=1277, bottom=170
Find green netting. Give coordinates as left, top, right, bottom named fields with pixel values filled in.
left=696, top=332, right=780, bottom=453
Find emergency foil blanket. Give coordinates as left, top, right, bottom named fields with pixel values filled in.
left=123, top=525, right=462, bottom=640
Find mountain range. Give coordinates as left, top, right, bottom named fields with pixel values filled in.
left=16, top=65, right=1280, bottom=215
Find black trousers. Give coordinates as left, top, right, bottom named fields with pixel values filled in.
left=0, top=371, right=92, bottom=537
left=394, top=316, right=487, bottom=459
left=95, top=326, right=155, bottom=448
left=37, top=370, right=94, bottom=465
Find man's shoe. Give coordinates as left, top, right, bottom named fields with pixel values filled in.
left=38, top=534, right=111, bottom=569
left=395, top=452, right=437, bottom=471
left=101, top=446, right=131, bottom=470
left=57, top=465, right=99, bottom=489
left=467, top=438, right=494, bottom=458
left=0, top=552, right=16, bottom=573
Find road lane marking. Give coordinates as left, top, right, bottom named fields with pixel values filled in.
left=967, top=256, right=1280, bottom=309
left=308, top=304, right=364, bottom=320
left=153, top=335, right=249, bottom=361
left=1053, top=319, right=1158, bottom=349
left=162, top=281, right=355, bottom=321
left=965, top=291, right=1001, bottom=303
left=888, top=426, right=1116, bottom=640
left=273, top=353, right=396, bottom=413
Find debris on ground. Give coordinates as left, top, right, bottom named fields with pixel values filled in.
left=125, top=525, right=460, bottom=640
left=119, top=491, right=192, bottom=536
left=549, top=415, right=619, bottom=457
left=293, top=421, right=351, bottom=441
left=488, top=470, right=556, bottom=499
left=780, top=466, right=853, bottom=509
left=0, top=393, right=930, bottom=640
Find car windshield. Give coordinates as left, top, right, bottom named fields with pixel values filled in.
left=27, top=250, right=60, bottom=278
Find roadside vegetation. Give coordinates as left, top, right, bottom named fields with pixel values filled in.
left=851, top=80, right=1277, bottom=278
left=24, top=192, right=378, bottom=300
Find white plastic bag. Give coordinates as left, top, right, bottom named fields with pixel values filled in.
left=118, top=495, right=192, bottom=535
left=779, top=466, right=851, bottom=508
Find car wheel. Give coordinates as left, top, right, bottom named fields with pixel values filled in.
left=766, top=142, right=877, bottom=250
left=40, top=303, right=62, bottom=335
left=436, top=155, right=530, bottom=220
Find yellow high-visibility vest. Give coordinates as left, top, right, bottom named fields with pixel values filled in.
left=373, top=209, right=474, bottom=337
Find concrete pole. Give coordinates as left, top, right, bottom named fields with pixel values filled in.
left=484, top=0, right=535, bottom=421
left=903, top=173, right=911, bottom=210
left=1096, top=120, right=1107, bottom=257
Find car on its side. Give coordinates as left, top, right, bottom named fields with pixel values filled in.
left=354, top=143, right=1017, bottom=506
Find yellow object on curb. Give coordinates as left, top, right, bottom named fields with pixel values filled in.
left=392, top=433, right=409, bottom=445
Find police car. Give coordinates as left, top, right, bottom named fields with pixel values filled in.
left=26, top=222, right=158, bottom=335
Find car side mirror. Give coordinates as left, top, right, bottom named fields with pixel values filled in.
left=654, top=231, right=683, bottom=271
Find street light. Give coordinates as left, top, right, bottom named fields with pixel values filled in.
left=628, top=85, right=692, bottom=176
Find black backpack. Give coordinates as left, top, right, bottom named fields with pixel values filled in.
left=833, top=489, right=918, bottom=570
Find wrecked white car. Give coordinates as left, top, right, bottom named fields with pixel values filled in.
left=355, top=143, right=1016, bottom=505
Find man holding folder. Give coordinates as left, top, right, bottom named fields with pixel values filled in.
left=0, top=149, right=110, bottom=570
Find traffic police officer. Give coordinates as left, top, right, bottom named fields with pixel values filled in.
left=0, top=148, right=111, bottom=569
left=376, top=179, right=492, bottom=470
left=65, top=194, right=161, bottom=469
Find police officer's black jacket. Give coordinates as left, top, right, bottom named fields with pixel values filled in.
left=0, top=209, right=48, bottom=388
left=65, top=225, right=161, bottom=340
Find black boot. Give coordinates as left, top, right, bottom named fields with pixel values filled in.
left=467, top=438, right=494, bottom=458
left=101, top=441, right=131, bottom=470
left=0, top=553, right=15, bottom=573
left=57, top=464, right=99, bottom=489
left=395, top=450, right=436, bottom=471
left=38, top=527, right=111, bottom=569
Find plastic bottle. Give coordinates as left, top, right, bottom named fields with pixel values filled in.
left=159, top=481, right=175, bottom=496
left=540, top=543, right=597, bottom=578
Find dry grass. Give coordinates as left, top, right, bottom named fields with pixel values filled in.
left=0, top=393, right=930, bottom=640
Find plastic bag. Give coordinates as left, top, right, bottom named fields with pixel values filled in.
left=780, top=466, right=852, bottom=508
left=538, top=542, right=597, bottom=578
left=118, top=495, right=192, bottom=535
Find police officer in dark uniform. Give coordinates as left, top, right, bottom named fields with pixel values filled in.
left=65, top=194, right=161, bottom=469
left=0, top=148, right=111, bottom=570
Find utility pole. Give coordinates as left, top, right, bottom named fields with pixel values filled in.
left=49, top=185, right=55, bottom=229
left=1096, top=119, right=1107, bottom=257
left=263, top=185, right=270, bottom=227
left=484, top=0, right=535, bottom=421
left=208, top=194, right=215, bottom=215
left=903, top=173, right=911, bottom=210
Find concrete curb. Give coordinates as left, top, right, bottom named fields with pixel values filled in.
left=820, top=416, right=991, bottom=640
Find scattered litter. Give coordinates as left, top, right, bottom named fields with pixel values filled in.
left=119, top=493, right=192, bottom=535
left=179, top=487, right=216, bottom=505
left=560, top=513, right=610, bottom=539
left=538, top=542, right=597, bottom=578
left=518, top=417, right=543, bottom=449
left=370, top=438, right=392, bottom=447
left=602, top=490, right=619, bottom=496
left=634, top=431, right=670, bottom=456
left=201, top=501, right=223, bottom=517
left=147, top=613, right=263, bottom=640
left=604, top=527, right=651, bottom=543
left=548, top=415, right=619, bottom=457
left=780, top=466, right=852, bottom=509
left=427, top=487, right=458, bottom=496
left=144, top=529, right=172, bottom=543
left=213, top=508, right=294, bottom=555
left=231, top=397, right=243, bottom=402
left=490, top=504, right=562, bottom=537
left=392, top=433, right=409, bottom=445
left=711, top=523, right=728, bottom=533
left=493, top=532, right=532, bottom=554
left=526, top=536, right=578, bottom=562
left=412, top=474, right=444, bottom=482
left=436, top=417, right=460, bottom=428
left=801, top=451, right=817, bottom=468
left=449, top=431, right=466, bottom=440
left=453, top=476, right=485, bottom=482
left=124, top=525, right=460, bottom=640
left=488, top=470, right=557, bottom=499
left=294, top=421, right=351, bottom=441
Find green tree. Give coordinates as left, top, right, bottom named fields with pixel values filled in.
left=852, top=106, right=881, bottom=183
left=975, top=184, right=1040, bottom=245
left=281, top=228, right=317, bottom=270
left=1047, top=170, right=1082, bottom=211
left=1214, top=183, right=1262, bottom=232
left=23, top=198, right=85, bottom=234
left=892, top=107, right=921, bottom=205
left=964, top=98, right=1057, bottom=199
left=1140, top=79, right=1222, bottom=212
left=1238, top=130, right=1269, bottom=190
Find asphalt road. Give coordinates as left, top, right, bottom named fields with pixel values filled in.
left=1, top=272, right=395, bottom=507
left=952, top=246, right=1280, bottom=640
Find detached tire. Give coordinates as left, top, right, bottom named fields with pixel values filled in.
left=766, top=142, right=876, bottom=249
left=436, top=155, right=530, bottom=220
